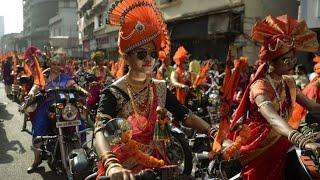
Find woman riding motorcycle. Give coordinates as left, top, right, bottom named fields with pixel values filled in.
left=215, top=15, right=320, bottom=180
left=93, top=1, right=214, bottom=179
left=25, top=50, right=88, bottom=173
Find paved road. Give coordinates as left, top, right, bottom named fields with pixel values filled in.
left=0, top=83, right=66, bottom=180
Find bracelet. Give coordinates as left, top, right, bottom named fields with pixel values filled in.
left=106, top=163, right=123, bottom=176
left=299, top=137, right=313, bottom=149
left=100, top=151, right=116, bottom=164
left=288, top=130, right=299, bottom=141
left=104, top=157, right=120, bottom=169
left=288, top=130, right=315, bottom=149
left=257, top=101, right=273, bottom=109
left=287, top=130, right=295, bottom=141
left=207, top=127, right=217, bottom=139
left=293, top=133, right=304, bottom=144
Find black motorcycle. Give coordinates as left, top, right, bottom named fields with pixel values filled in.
left=91, top=117, right=193, bottom=176
left=23, top=88, right=94, bottom=179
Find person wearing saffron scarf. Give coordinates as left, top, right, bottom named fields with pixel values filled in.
left=170, top=46, right=190, bottom=105
left=93, top=1, right=213, bottom=179
left=218, top=15, right=320, bottom=180
left=24, top=49, right=88, bottom=173
left=289, top=55, right=320, bottom=129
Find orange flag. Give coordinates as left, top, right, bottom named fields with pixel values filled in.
left=33, top=55, right=46, bottom=88
left=193, top=61, right=211, bottom=87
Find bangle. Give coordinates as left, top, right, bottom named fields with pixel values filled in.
left=207, top=127, right=217, bottom=139
left=293, top=133, right=304, bottom=144
left=257, top=101, right=273, bottom=109
left=100, top=151, right=116, bottom=164
left=288, top=130, right=299, bottom=141
left=106, top=163, right=123, bottom=176
left=104, top=157, right=120, bottom=169
left=299, top=137, right=313, bottom=149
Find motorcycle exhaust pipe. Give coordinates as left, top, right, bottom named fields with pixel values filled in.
left=194, top=151, right=209, bottom=161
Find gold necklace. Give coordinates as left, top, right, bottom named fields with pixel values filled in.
left=127, top=83, right=153, bottom=117
left=125, top=75, right=150, bottom=94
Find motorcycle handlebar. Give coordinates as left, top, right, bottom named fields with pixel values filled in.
left=83, top=168, right=159, bottom=180
left=98, top=169, right=156, bottom=180
left=33, top=135, right=58, bottom=142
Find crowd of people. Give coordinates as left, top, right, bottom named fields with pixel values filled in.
left=1, top=0, right=320, bottom=180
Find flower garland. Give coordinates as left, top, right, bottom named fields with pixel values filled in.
left=121, top=131, right=165, bottom=167
left=222, top=124, right=251, bottom=160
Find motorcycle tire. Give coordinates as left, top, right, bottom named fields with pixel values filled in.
left=168, top=131, right=193, bottom=175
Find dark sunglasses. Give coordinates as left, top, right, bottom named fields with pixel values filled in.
left=279, top=56, right=297, bottom=65
left=51, top=62, right=62, bottom=66
left=129, top=49, right=158, bottom=61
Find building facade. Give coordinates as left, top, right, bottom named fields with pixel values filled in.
left=296, top=0, right=320, bottom=72
left=76, top=0, right=299, bottom=63
left=243, top=0, right=299, bottom=64
left=0, top=33, right=19, bottom=53
left=0, top=16, right=4, bottom=38
left=22, top=0, right=59, bottom=49
left=49, top=0, right=79, bottom=57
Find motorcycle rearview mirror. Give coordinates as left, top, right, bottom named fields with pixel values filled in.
left=102, top=118, right=132, bottom=145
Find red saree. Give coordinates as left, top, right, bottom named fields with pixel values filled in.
left=97, top=79, right=169, bottom=176
left=229, top=69, right=297, bottom=180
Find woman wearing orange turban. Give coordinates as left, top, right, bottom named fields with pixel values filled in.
left=170, top=46, right=190, bottom=104
left=220, top=15, right=320, bottom=179
left=94, top=1, right=212, bottom=179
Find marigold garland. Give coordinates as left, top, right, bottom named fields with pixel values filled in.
left=121, top=131, right=165, bottom=167
left=222, top=124, right=251, bottom=160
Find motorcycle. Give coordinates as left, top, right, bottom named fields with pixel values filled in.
left=88, top=117, right=193, bottom=177
left=86, top=165, right=184, bottom=180
left=201, top=112, right=320, bottom=180
left=22, top=88, right=94, bottom=180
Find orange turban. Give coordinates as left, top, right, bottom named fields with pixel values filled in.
left=107, top=0, right=170, bottom=58
left=252, top=15, right=319, bottom=62
left=173, top=46, right=188, bottom=66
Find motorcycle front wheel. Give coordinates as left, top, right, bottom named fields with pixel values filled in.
left=167, top=131, right=193, bottom=175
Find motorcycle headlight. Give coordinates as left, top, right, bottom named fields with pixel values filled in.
left=197, top=107, right=204, bottom=114
left=62, top=104, right=78, bottom=121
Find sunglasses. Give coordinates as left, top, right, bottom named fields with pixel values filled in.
left=51, top=62, right=62, bottom=66
left=129, top=49, right=158, bottom=61
left=278, top=56, right=297, bottom=65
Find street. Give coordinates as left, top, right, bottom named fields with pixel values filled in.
left=0, top=82, right=64, bottom=180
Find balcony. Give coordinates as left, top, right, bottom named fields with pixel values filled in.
left=78, top=0, right=93, bottom=11
left=92, top=0, right=105, bottom=8
left=157, top=0, right=182, bottom=9
left=30, top=0, right=57, bottom=8
left=49, top=15, right=62, bottom=25
left=49, top=36, right=79, bottom=48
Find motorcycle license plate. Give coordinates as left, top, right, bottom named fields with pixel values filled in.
left=56, top=120, right=81, bottom=128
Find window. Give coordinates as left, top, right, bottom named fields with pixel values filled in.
left=98, top=14, right=103, bottom=27
left=64, top=1, right=70, bottom=7
left=159, top=0, right=174, bottom=4
left=158, top=0, right=180, bottom=8
left=317, top=0, right=320, bottom=18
